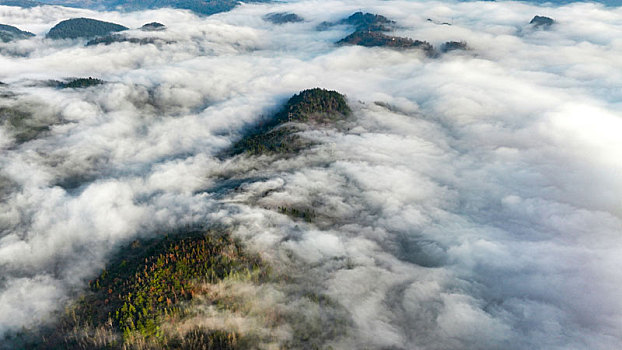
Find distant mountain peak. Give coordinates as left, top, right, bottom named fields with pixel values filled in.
left=46, top=17, right=128, bottom=39
left=229, top=88, right=351, bottom=156
left=0, top=23, right=35, bottom=42
left=530, top=15, right=555, bottom=28
left=141, top=22, right=166, bottom=31
left=263, top=12, right=304, bottom=24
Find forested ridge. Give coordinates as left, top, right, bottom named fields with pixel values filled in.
left=230, top=88, right=351, bottom=156
left=46, top=18, right=128, bottom=39
left=10, top=230, right=267, bottom=349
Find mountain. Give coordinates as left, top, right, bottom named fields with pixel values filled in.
left=530, top=15, right=555, bottom=28
left=46, top=17, right=128, bottom=39
left=86, top=23, right=167, bottom=46
left=273, top=88, right=351, bottom=124
left=230, top=88, right=351, bottom=156
left=336, top=11, right=395, bottom=31
left=0, top=23, right=35, bottom=42
left=328, top=12, right=435, bottom=55
left=86, top=34, right=168, bottom=46
left=318, top=11, right=395, bottom=31
left=441, top=40, right=468, bottom=52
left=8, top=89, right=349, bottom=348
left=18, top=229, right=267, bottom=349
left=56, top=77, right=104, bottom=88
left=337, top=30, right=434, bottom=55
left=263, top=12, right=304, bottom=24
left=141, top=22, right=166, bottom=31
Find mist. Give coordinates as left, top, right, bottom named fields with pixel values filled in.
left=1, top=0, right=621, bottom=349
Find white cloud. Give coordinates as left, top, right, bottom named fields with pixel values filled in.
left=0, top=0, right=621, bottom=348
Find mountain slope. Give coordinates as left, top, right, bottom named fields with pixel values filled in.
left=0, top=23, right=35, bottom=42
left=46, top=18, right=128, bottom=39
left=230, top=88, right=351, bottom=156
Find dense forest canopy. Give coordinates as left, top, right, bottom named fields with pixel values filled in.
left=56, top=77, right=105, bottom=89
left=263, top=12, right=304, bottom=24
left=0, top=23, right=34, bottom=42
left=11, top=230, right=268, bottom=349
left=230, top=88, right=351, bottom=156
left=46, top=18, right=128, bottom=39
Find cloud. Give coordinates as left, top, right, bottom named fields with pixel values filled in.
left=0, top=0, right=622, bottom=349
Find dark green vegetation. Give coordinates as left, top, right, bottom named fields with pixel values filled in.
left=0, top=23, right=35, bottom=42
left=530, top=15, right=554, bottom=28
left=86, top=34, right=163, bottom=46
left=234, top=124, right=311, bottom=156
left=337, top=11, right=395, bottom=31
left=141, top=22, right=166, bottom=31
left=57, top=77, right=104, bottom=89
left=272, top=88, right=351, bottom=124
left=441, top=40, right=468, bottom=53
left=318, top=11, right=394, bottom=31
left=85, top=23, right=169, bottom=46
left=86, top=34, right=131, bottom=46
left=46, top=18, right=128, bottom=40
left=0, top=87, right=355, bottom=349
left=330, top=12, right=468, bottom=56
left=263, top=12, right=304, bottom=24
left=20, top=230, right=266, bottom=349
left=338, top=30, right=434, bottom=54
left=230, top=88, right=351, bottom=156
left=330, top=12, right=436, bottom=55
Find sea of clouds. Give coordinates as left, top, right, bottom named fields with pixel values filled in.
left=0, top=0, right=621, bottom=349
